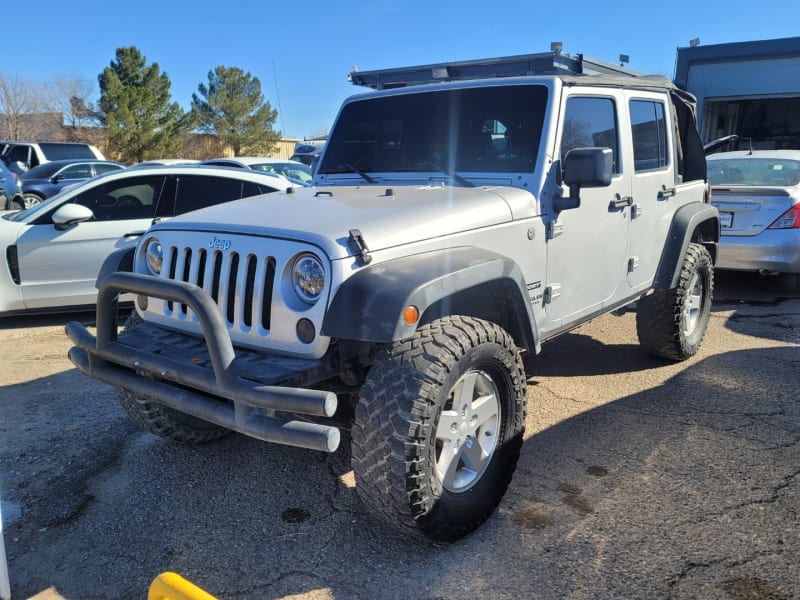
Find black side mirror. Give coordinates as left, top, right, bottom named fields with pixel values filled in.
left=555, top=147, right=613, bottom=211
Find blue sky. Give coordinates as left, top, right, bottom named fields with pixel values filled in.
left=5, top=0, right=800, bottom=140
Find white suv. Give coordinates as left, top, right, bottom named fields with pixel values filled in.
left=1, top=141, right=106, bottom=174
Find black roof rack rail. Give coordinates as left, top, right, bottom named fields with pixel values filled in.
left=348, top=51, right=641, bottom=89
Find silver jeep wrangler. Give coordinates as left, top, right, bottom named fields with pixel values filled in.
left=67, top=52, right=719, bottom=541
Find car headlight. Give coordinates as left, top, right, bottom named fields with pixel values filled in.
left=144, top=238, right=163, bottom=275
left=292, top=253, right=325, bottom=303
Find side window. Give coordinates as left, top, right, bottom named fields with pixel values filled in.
left=173, top=175, right=247, bottom=215
left=60, top=164, right=93, bottom=179
left=630, top=100, right=668, bottom=172
left=94, top=163, right=122, bottom=175
left=242, top=181, right=276, bottom=197
left=71, top=175, right=164, bottom=221
left=561, top=97, right=620, bottom=173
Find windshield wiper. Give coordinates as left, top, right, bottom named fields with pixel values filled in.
left=337, top=164, right=376, bottom=183
left=415, top=162, right=474, bottom=187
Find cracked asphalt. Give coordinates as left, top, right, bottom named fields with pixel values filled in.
left=1, top=271, right=798, bottom=600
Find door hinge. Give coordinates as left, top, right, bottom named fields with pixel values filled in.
left=548, top=221, right=564, bottom=240
left=544, top=283, right=561, bottom=304
left=628, top=256, right=640, bottom=272
left=631, top=203, right=643, bottom=219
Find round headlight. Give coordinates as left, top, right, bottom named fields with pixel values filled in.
left=292, top=253, right=325, bottom=303
left=144, top=238, right=163, bottom=275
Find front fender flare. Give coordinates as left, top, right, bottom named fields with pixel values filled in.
left=322, top=246, right=538, bottom=352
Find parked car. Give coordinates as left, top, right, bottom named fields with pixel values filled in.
left=200, top=157, right=312, bottom=185
left=20, top=160, right=127, bottom=208
left=131, top=159, right=200, bottom=167
left=1, top=141, right=106, bottom=175
left=707, top=150, right=800, bottom=276
left=289, top=139, right=326, bottom=171
left=0, top=160, right=23, bottom=210
left=0, top=165, right=295, bottom=315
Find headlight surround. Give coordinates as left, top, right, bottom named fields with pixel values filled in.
left=292, top=253, right=325, bottom=303
left=144, top=237, right=163, bottom=275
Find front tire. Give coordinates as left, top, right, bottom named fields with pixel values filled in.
left=116, top=314, right=230, bottom=444
left=351, top=316, right=527, bottom=541
left=22, top=193, right=44, bottom=209
left=636, top=242, right=714, bottom=360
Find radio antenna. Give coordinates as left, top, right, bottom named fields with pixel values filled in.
left=272, top=60, right=286, bottom=137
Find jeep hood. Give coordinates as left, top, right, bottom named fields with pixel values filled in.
left=154, top=184, right=533, bottom=260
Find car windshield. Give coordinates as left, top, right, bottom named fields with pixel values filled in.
left=707, top=158, right=800, bottom=186
left=319, top=84, right=548, bottom=176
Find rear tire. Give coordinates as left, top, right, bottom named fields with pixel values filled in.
left=116, top=314, right=230, bottom=444
left=637, top=242, right=714, bottom=360
left=351, top=316, right=526, bottom=541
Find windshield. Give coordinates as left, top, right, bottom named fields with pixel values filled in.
left=708, top=158, right=800, bottom=186
left=319, top=84, right=548, bottom=176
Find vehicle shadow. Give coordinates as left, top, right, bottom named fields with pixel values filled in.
left=714, top=270, right=800, bottom=344
left=3, top=341, right=798, bottom=599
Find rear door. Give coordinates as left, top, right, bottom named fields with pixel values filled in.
left=16, top=175, right=165, bottom=308
left=625, top=92, right=677, bottom=290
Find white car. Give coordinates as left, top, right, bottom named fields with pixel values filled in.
left=0, top=165, right=293, bottom=315
left=200, top=157, right=313, bottom=186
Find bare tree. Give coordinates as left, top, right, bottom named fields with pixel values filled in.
left=0, top=74, right=45, bottom=140
left=44, top=76, right=100, bottom=142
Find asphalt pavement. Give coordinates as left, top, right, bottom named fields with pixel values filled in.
left=0, top=270, right=798, bottom=599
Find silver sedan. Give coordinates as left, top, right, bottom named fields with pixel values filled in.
left=708, top=150, right=800, bottom=276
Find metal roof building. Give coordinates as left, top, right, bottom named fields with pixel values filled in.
left=675, top=37, right=800, bottom=148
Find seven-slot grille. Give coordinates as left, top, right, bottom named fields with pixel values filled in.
left=163, top=244, right=277, bottom=331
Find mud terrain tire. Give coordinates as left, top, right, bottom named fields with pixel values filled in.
left=637, top=242, right=714, bottom=361
left=351, top=316, right=527, bottom=541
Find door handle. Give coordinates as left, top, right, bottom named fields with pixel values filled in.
left=123, top=230, right=145, bottom=238
left=610, top=194, right=633, bottom=210
left=659, top=185, right=676, bottom=199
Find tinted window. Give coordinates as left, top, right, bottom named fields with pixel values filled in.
left=320, top=85, right=548, bottom=174
left=5, top=145, right=30, bottom=164
left=95, top=163, right=123, bottom=175
left=561, top=97, right=620, bottom=173
left=630, top=100, right=668, bottom=171
left=70, top=175, right=165, bottom=221
left=174, top=175, right=251, bottom=214
left=39, top=143, right=96, bottom=161
left=60, top=164, right=93, bottom=179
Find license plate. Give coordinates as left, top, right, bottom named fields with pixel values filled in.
left=719, top=211, right=733, bottom=229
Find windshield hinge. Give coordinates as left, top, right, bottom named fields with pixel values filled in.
left=548, top=221, right=564, bottom=240
left=348, top=229, right=372, bottom=266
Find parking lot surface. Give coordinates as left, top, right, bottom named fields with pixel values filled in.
left=1, top=271, right=798, bottom=599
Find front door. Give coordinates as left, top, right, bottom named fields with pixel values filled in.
left=544, top=91, right=631, bottom=328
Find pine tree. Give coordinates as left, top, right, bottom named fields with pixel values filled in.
left=191, top=66, right=280, bottom=156
left=98, top=47, right=192, bottom=163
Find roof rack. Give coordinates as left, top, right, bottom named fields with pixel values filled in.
left=348, top=51, right=641, bottom=89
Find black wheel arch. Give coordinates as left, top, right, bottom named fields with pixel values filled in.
left=95, top=247, right=135, bottom=288
left=653, top=202, right=719, bottom=289
left=322, top=246, right=539, bottom=353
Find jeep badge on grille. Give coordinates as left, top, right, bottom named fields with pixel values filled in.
left=208, top=237, right=232, bottom=251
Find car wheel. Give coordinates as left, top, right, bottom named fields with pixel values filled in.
left=9, top=196, right=24, bottom=211
left=22, top=193, right=44, bottom=209
left=116, top=314, right=231, bottom=445
left=636, top=242, right=714, bottom=360
left=351, top=316, right=527, bottom=541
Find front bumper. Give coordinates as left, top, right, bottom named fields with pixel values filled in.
left=66, top=272, right=340, bottom=452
